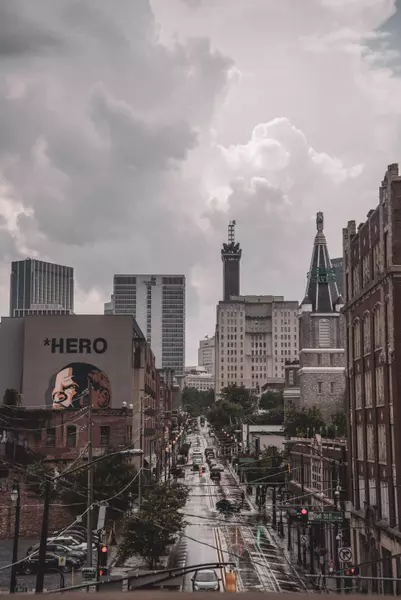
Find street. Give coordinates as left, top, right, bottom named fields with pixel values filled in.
left=182, top=423, right=308, bottom=593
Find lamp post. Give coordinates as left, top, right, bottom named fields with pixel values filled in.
left=35, top=448, right=143, bottom=593
left=9, top=480, right=21, bottom=594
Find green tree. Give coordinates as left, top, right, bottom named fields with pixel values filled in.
left=60, top=451, right=138, bottom=521
left=259, top=390, right=283, bottom=411
left=182, top=387, right=214, bottom=417
left=220, top=384, right=256, bottom=415
left=117, top=481, right=188, bottom=568
left=241, top=446, right=285, bottom=484
left=248, top=408, right=284, bottom=426
left=283, top=406, right=325, bottom=438
left=207, top=401, right=244, bottom=431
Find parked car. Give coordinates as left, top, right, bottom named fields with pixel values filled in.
left=26, top=543, right=85, bottom=563
left=19, top=552, right=81, bottom=574
left=47, top=535, right=94, bottom=551
left=192, top=569, right=220, bottom=591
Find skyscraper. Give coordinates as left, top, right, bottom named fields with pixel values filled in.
left=10, top=259, right=74, bottom=317
left=110, top=274, right=185, bottom=375
left=198, top=335, right=215, bottom=376
left=298, top=212, right=345, bottom=418
left=221, top=220, right=242, bottom=301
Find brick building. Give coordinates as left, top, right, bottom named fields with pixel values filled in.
left=298, top=212, right=346, bottom=419
left=343, top=163, right=401, bottom=592
left=286, top=436, right=348, bottom=586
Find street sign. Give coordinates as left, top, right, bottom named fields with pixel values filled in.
left=58, top=556, right=66, bottom=567
left=15, top=585, right=28, bottom=593
left=301, top=535, right=308, bottom=545
left=339, top=547, right=353, bottom=563
left=309, top=511, right=343, bottom=522
left=82, top=567, right=97, bottom=581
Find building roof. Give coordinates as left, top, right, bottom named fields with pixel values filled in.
left=302, top=212, right=342, bottom=313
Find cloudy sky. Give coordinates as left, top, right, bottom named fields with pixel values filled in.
left=0, top=0, right=400, bottom=364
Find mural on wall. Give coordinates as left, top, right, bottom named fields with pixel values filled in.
left=45, top=363, right=111, bottom=410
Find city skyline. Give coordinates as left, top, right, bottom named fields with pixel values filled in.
left=0, top=1, right=399, bottom=366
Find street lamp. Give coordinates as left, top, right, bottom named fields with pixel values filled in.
left=35, top=447, right=143, bottom=593
left=9, top=480, right=21, bottom=594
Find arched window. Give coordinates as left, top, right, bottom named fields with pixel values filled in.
left=363, top=312, right=371, bottom=354
left=353, top=319, right=361, bottom=359
left=66, top=425, right=77, bottom=448
left=318, top=319, right=330, bottom=348
left=373, top=304, right=382, bottom=349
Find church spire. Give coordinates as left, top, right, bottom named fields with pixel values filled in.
left=301, top=212, right=343, bottom=313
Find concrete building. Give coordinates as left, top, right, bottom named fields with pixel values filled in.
left=343, top=163, right=401, bottom=592
left=108, top=274, right=185, bottom=376
left=299, top=212, right=346, bottom=419
left=283, top=359, right=301, bottom=416
left=221, top=220, right=242, bottom=301
left=10, top=259, right=74, bottom=317
left=198, top=335, right=215, bottom=376
left=184, top=366, right=214, bottom=392
left=215, top=295, right=299, bottom=395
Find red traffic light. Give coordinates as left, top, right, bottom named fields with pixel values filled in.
left=301, top=508, right=308, bottom=515
left=101, top=546, right=108, bottom=553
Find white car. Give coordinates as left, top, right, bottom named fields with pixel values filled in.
left=47, top=535, right=96, bottom=551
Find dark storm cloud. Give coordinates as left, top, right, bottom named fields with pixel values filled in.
left=0, top=0, right=233, bottom=319
left=0, top=2, right=62, bottom=57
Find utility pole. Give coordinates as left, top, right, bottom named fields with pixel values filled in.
left=87, top=381, right=93, bottom=568
left=35, top=480, right=51, bottom=593
left=9, top=480, right=21, bottom=594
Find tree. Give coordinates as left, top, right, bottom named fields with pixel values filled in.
left=207, top=401, right=244, bottom=431
left=182, top=387, right=214, bottom=417
left=241, top=446, right=285, bottom=484
left=248, top=408, right=284, bottom=426
left=283, top=406, right=325, bottom=438
left=330, top=411, right=347, bottom=438
left=117, top=481, right=188, bottom=568
left=220, top=384, right=256, bottom=415
left=259, top=389, right=283, bottom=411
left=60, top=450, right=138, bottom=521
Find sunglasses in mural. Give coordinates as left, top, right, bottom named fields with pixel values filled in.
left=46, top=362, right=111, bottom=410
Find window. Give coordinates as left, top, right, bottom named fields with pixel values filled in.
left=373, top=243, right=381, bottom=278
left=318, top=381, right=323, bottom=393
left=46, top=428, right=56, bottom=446
left=364, top=371, right=372, bottom=408
left=374, top=305, right=382, bottom=349
left=330, top=382, right=335, bottom=394
left=318, top=319, right=330, bottom=347
left=366, top=425, right=374, bottom=460
left=352, top=265, right=361, bottom=296
left=378, top=424, right=387, bottom=462
left=376, top=366, right=384, bottom=406
left=381, top=482, right=390, bottom=521
left=356, top=425, right=364, bottom=460
left=355, top=373, right=362, bottom=409
left=363, top=312, right=371, bottom=354
left=100, top=426, right=110, bottom=447
left=353, top=320, right=361, bottom=359
left=66, top=425, right=77, bottom=448
left=362, top=254, right=370, bottom=287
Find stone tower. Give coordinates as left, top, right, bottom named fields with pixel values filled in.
left=298, top=212, right=346, bottom=420
left=221, top=220, right=242, bottom=301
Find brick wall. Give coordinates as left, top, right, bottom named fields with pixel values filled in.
left=0, top=480, right=71, bottom=540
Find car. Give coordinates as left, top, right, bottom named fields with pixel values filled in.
left=192, top=569, right=220, bottom=591
left=27, top=543, right=86, bottom=563
left=47, top=535, right=95, bottom=551
left=19, top=552, right=81, bottom=575
left=216, top=464, right=225, bottom=472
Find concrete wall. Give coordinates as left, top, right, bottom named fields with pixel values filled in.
left=0, top=315, right=136, bottom=409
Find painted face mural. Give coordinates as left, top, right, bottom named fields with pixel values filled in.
left=47, top=363, right=111, bottom=410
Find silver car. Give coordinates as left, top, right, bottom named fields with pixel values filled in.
left=192, top=569, right=220, bottom=591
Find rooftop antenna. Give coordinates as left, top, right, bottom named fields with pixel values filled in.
left=228, top=220, right=236, bottom=244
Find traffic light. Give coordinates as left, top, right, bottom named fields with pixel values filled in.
left=199, top=466, right=203, bottom=476
left=345, top=566, right=359, bottom=577
left=296, top=507, right=309, bottom=523
left=98, top=567, right=109, bottom=578
left=99, top=544, right=108, bottom=567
